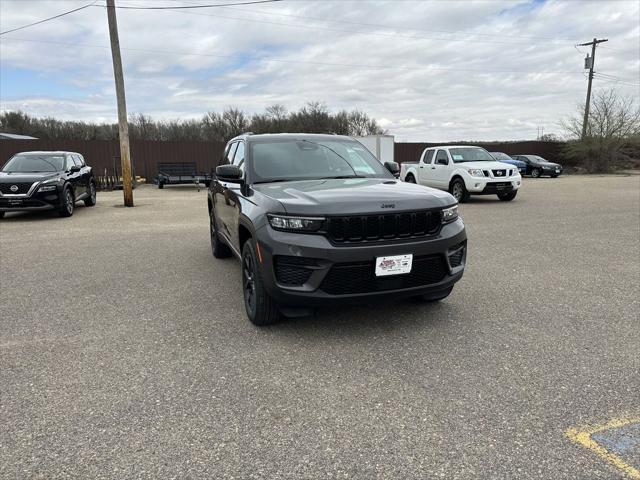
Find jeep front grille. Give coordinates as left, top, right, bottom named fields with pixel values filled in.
left=326, top=211, right=441, bottom=244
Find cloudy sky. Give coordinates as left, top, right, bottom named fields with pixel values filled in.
left=1, top=0, right=638, bottom=141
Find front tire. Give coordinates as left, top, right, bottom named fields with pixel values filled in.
left=0, top=212, right=5, bottom=219
left=242, top=240, right=280, bottom=326
left=531, top=168, right=541, bottom=178
left=84, top=182, right=97, bottom=206
left=158, top=182, right=164, bottom=189
left=210, top=209, right=232, bottom=258
left=450, top=178, right=470, bottom=203
left=58, top=187, right=74, bottom=217
left=497, top=190, right=518, bottom=201
left=405, top=174, right=416, bottom=183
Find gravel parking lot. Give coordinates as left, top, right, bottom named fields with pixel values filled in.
left=1, top=175, right=639, bottom=479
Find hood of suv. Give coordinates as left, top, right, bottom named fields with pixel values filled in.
left=0, top=171, right=60, bottom=183
left=253, top=178, right=456, bottom=215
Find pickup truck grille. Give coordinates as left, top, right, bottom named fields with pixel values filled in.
left=319, top=255, right=447, bottom=295
left=0, top=182, right=34, bottom=195
left=326, top=210, right=441, bottom=244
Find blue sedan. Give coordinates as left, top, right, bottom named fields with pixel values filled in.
left=490, top=152, right=527, bottom=174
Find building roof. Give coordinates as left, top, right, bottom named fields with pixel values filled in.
left=0, top=132, right=38, bottom=140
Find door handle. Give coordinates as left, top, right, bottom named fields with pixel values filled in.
left=431, top=167, right=436, bottom=169
left=419, top=166, right=424, bottom=169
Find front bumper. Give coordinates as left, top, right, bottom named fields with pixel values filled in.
left=0, top=191, right=61, bottom=212
left=255, top=218, right=467, bottom=307
left=466, top=178, right=521, bottom=194
left=543, top=167, right=563, bottom=175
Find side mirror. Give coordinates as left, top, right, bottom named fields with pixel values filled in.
left=384, top=161, right=400, bottom=177
left=69, top=165, right=81, bottom=173
left=436, top=158, right=448, bottom=166
left=216, top=164, right=242, bottom=182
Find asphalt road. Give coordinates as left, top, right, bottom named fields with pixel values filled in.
left=1, top=175, right=639, bottom=479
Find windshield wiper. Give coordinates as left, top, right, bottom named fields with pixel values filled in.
left=316, top=175, right=365, bottom=179
left=253, top=178, right=296, bottom=184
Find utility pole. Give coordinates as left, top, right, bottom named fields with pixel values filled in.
left=578, top=37, right=608, bottom=139
left=106, top=0, right=134, bottom=207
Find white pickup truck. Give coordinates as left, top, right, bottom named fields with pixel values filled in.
left=400, top=145, right=522, bottom=202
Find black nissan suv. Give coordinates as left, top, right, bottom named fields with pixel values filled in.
left=0, top=151, right=96, bottom=218
left=208, top=133, right=467, bottom=325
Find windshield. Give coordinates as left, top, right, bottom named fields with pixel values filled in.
left=249, top=139, right=392, bottom=182
left=490, top=152, right=512, bottom=161
left=449, top=148, right=495, bottom=163
left=2, top=154, right=66, bottom=173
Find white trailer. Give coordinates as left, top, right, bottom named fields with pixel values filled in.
left=353, top=135, right=395, bottom=164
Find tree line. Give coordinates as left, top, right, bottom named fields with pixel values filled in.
left=0, top=102, right=385, bottom=142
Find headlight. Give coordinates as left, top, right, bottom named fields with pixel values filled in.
left=467, top=169, right=485, bottom=177
left=37, top=178, right=61, bottom=192
left=37, top=183, right=59, bottom=192
left=268, top=214, right=325, bottom=232
left=442, top=205, right=458, bottom=224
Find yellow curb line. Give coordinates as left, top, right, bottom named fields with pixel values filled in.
left=566, top=416, right=640, bottom=479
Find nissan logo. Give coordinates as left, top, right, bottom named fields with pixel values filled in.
left=496, top=171, right=503, bottom=176
left=10, top=185, right=18, bottom=192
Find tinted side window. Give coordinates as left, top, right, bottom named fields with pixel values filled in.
left=72, top=155, right=83, bottom=167
left=227, top=142, right=238, bottom=164
left=221, top=142, right=238, bottom=165
left=233, top=142, right=245, bottom=164
left=233, top=141, right=245, bottom=172
left=435, top=150, right=449, bottom=165
left=65, top=156, right=76, bottom=170
left=424, top=150, right=435, bottom=164
left=75, top=154, right=86, bottom=166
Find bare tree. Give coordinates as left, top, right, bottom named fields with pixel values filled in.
left=1, top=104, right=390, bottom=143
left=562, top=88, right=640, bottom=172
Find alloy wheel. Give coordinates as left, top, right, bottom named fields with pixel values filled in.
left=66, top=191, right=74, bottom=214
left=243, top=253, right=257, bottom=316
left=452, top=182, right=463, bottom=200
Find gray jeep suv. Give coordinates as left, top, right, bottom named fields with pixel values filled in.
left=208, top=133, right=467, bottom=325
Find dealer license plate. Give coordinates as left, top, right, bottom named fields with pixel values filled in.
left=8, top=199, right=22, bottom=206
left=375, top=254, right=413, bottom=277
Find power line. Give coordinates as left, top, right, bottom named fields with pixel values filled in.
left=593, top=73, right=640, bottom=87
left=171, top=0, right=583, bottom=43
left=594, top=72, right=640, bottom=83
left=0, top=1, right=97, bottom=36
left=1, top=36, right=586, bottom=75
left=122, top=2, right=578, bottom=48
left=111, top=0, right=283, bottom=9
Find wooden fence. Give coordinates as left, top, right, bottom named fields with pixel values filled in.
left=1, top=139, right=568, bottom=181
left=0, top=139, right=227, bottom=183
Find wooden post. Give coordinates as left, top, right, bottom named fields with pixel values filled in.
left=106, top=0, right=134, bottom=206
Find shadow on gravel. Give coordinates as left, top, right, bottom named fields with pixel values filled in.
left=0, top=206, right=92, bottom=222
left=270, top=297, right=459, bottom=338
